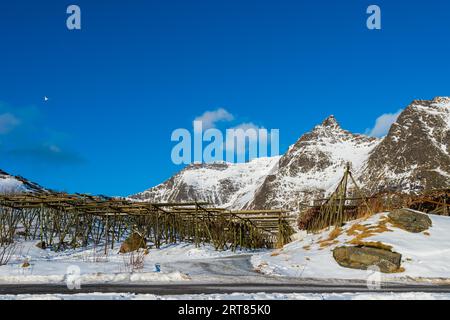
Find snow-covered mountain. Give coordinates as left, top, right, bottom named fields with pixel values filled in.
left=132, top=116, right=381, bottom=210
left=244, top=116, right=380, bottom=209
left=131, top=157, right=280, bottom=209
left=359, top=97, right=450, bottom=193
left=0, top=169, right=45, bottom=194
left=132, top=97, right=450, bottom=210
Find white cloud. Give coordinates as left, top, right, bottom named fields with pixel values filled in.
left=366, top=109, right=403, bottom=137
left=232, top=122, right=261, bottom=131
left=225, top=122, right=266, bottom=155
left=193, top=108, right=234, bottom=129
left=0, top=113, right=20, bottom=134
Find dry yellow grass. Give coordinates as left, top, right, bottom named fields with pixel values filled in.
left=302, top=245, right=311, bottom=251
left=317, top=227, right=342, bottom=248
left=348, top=240, right=393, bottom=251
left=346, top=223, right=367, bottom=236
left=423, top=231, right=431, bottom=236
left=319, top=239, right=339, bottom=248
left=346, top=215, right=393, bottom=245
left=393, top=267, right=406, bottom=273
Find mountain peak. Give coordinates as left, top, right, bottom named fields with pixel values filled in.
left=320, top=115, right=340, bottom=128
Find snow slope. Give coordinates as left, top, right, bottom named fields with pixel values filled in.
left=132, top=156, right=280, bottom=209
left=252, top=212, right=450, bottom=281
left=0, top=169, right=45, bottom=194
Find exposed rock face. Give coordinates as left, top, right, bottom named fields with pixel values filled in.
left=119, top=232, right=147, bottom=253
left=388, top=209, right=432, bottom=233
left=244, top=116, right=380, bottom=209
left=359, top=97, right=450, bottom=193
left=333, top=246, right=402, bottom=273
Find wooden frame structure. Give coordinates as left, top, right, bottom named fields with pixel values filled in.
left=297, top=164, right=450, bottom=232
left=0, top=192, right=295, bottom=252
left=297, top=163, right=372, bottom=232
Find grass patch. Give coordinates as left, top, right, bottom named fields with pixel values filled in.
left=317, top=227, right=342, bottom=248
left=348, top=240, right=393, bottom=251
left=346, top=216, right=393, bottom=244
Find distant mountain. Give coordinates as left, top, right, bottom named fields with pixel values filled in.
left=359, top=97, right=450, bottom=193
left=0, top=169, right=46, bottom=194
left=131, top=157, right=280, bottom=209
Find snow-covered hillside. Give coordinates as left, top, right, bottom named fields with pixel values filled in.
left=131, top=157, right=280, bottom=209
left=252, top=212, right=450, bottom=281
left=0, top=169, right=45, bottom=194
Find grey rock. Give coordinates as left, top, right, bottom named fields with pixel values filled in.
left=333, top=246, right=402, bottom=273
left=388, top=208, right=432, bottom=233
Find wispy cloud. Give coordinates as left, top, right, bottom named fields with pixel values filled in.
left=232, top=122, right=261, bottom=131
left=193, top=108, right=234, bottom=129
left=0, top=113, right=20, bottom=134
left=366, top=109, right=403, bottom=137
left=7, top=144, right=85, bottom=165
left=0, top=102, right=85, bottom=166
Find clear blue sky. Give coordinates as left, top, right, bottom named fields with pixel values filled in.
left=0, top=0, right=449, bottom=196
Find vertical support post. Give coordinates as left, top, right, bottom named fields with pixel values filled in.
left=104, top=215, right=109, bottom=255
left=40, top=203, right=44, bottom=244
left=337, top=163, right=349, bottom=226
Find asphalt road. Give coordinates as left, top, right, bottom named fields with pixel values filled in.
left=1, top=282, right=450, bottom=295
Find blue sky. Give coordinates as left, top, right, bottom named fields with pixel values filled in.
left=0, top=0, right=449, bottom=196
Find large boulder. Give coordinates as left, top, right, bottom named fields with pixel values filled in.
left=119, top=232, right=147, bottom=253
left=388, top=209, right=432, bottom=233
left=333, top=246, right=402, bottom=273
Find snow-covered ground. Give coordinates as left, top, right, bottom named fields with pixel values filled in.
left=1, top=292, right=450, bottom=300
left=0, top=241, right=246, bottom=284
left=252, top=213, right=450, bottom=282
